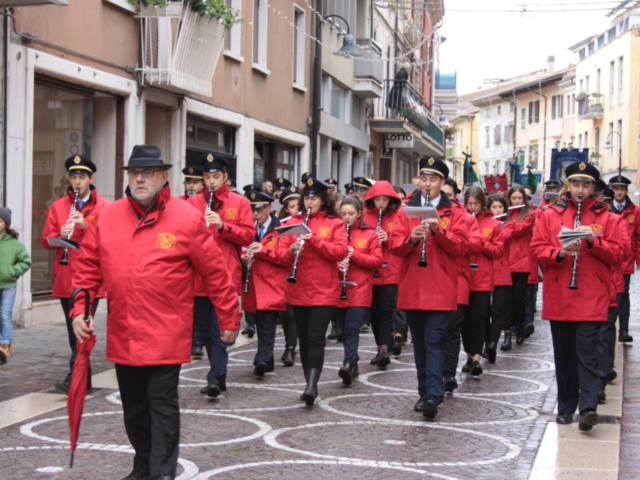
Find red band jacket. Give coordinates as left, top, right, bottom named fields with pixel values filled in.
left=611, top=196, right=640, bottom=274
left=470, top=211, right=504, bottom=292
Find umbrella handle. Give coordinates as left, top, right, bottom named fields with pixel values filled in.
left=70, top=287, right=91, bottom=322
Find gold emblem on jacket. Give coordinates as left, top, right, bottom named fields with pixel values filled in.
left=355, top=238, right=368, bottom=249
left=156, top=233, right=177, bottom=250
left=318, top=226, right=331, bottom=237
left=225, top=208, right=238, bottom=220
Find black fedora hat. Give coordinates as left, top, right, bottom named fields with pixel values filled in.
left=121, top=145, right=172, bottom=170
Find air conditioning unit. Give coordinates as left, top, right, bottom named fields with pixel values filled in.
left=0, top=0, right=68, bottom=5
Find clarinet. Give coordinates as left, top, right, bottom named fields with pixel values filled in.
left=287, top=208, right=312, bottom=284
left=205, top=188, right=214, bottom=226
left=242, top=220, right=260, bottom=294
left=340, top=222, right=352, bottom=300
left=568, top=197, right=583, bottom=290
left=59, top=189, right=80, bottom=266
left=417, top=191, right=430, bottom=267
left=373, top=208, right=383, bottom=278
left=187, top=189, right=194, bottom=198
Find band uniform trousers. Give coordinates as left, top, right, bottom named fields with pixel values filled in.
left=281, top=305, right=298, bottom=349
left=491, top=285, right=513, bottom=335
left=549, top=320, right=601, bottom=415
left=371, top=284, right=397, bottom=346
left=291, top=305, right=334, bottom=371
left=253, top=310, right=278, bottom=369
left=598, top=307, right=618, bottom=386
left=611, top=274, right=632, bottom=332
left=462, top=292, right=490, bottom=356
left=60, top=297, right=100, bottom=381
left=115, top=363, right=181, bottom=479
left=510, top=272, right=529, bottom=329
left=336, top=307, right=369, bottom=365
left=525, top=282, right=538, bottom=327
left=406, top=310, right=449, bottom=404
left=443, top=304, right=466, bottom=378
left=194, top=296, right=229, bottom=386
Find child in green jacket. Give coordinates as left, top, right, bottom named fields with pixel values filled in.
left=0, top=207, right=32, bottom=364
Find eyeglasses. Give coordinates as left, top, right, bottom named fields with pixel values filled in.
left=127, top=169, right=160, bottom=179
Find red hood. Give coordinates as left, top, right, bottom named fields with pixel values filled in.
left=364, top=181, right=401, bottom=209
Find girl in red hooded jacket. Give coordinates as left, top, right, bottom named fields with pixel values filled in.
left=278, top=178, right=348, bottom=406
left=363, top=181, right=405, bottom=363
left=461, top=187, right=503, bottom=376
left=335, top=196, right=383, bottom=385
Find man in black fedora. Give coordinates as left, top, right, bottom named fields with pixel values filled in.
left=71, top=145, right=241, bottom=480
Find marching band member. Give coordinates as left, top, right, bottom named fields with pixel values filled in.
left=278, top=177, right=348, bottom=406
left=188, top=153, right=255, bottom=399
left=241, top=186, right=290, bottom=377
left=40, top=155, right=109, bottom=394
left=363, top=181, right=404, bottom=360
left=531, top=161, right=623, bottom=431
left=352, top=176, right=374, bottom=202
left=180, top=165, right=204, bottom=200
left=389, top=157, right=469, bottom=419
left=462, top=187, right=503, bottom=374
left=336, top=196, right=383, bottom=384
left=608, top=174, right=640, bottom=343
left=540, top=180, right=560, bottom=210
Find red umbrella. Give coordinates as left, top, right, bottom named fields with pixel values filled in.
left=66, top=287, right=96, bottom=468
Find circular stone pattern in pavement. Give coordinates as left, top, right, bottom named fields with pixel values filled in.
left=269, top=422, right=514, bottom=467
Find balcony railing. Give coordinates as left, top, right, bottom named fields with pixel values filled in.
left=372, top=79, right=444, bottom=146
left=577, top=93, right=605, bottom=120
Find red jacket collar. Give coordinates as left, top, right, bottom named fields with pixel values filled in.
left=126, top=183, right=172, bottom=227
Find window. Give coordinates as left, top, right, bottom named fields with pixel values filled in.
left=608, top=122, right=614, bottom=170
left=598, top=34, right=605, bottom=49
left=566, top=95, right=571, bottom=117
left=618, top=56, right=624, bottom=105
left=551, top=95, right=563, bottom=119
left=509, top=103, right=514, bottom=113
left=578, top=133, right=582, bottom=148
left=521, top=108, right=526, bottom=130
left=608, top=27, right=617, bottom=42
left=528, top=100, right=540, bottom=124
left=579, top=48, right=586, bottom=61
left=485, top=126, right=491, bottom=148
left=494, top=124, right=501, bottom=145
left=596, top=69, right=601, bottom=94
left=529, top=143, right=539, bottom=169
left=585, top=75, right=590, bottom=94
left=330, top=82, right=348, bottom=121
left=584, top=131, right=589, bottom=150
left=610, top=60, right=615, bottom=108
left=224, top=0, right=242, bottom=56
left=495, top=160, right=502, bottom=174
left=252, top=0, right=268, bottom=68
left=497, top=106, right=501, bottom=116
left=505, top=123, right=513, bottom=144
left=517, top=149, right=525, bottom=167
left=292, top=6, right=305, bottom=85
left=595, top=127, right=600, bottom=153
left=588, top=42, right=595, bottom=55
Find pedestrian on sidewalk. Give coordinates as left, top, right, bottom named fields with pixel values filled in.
left=71, top=145, right=241, bottom=480
left=531, top=161, right=624, bottom=432
left=0, top=207, right=32, bottom=364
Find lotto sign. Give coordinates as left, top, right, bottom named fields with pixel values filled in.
left=385, top=133, right=414, bottom=149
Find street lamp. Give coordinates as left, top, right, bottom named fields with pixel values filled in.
left=310, top=15, right=362, bottom=176
left=605, top=130, right=622, bottom=176
left=432, top=104, right=449, bottom=127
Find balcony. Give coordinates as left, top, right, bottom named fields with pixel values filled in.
left=577, top=93, right=605, bottom=120
left=353, top=39, right=384, bottom=98
left=369, top=79, right=444, bottom=154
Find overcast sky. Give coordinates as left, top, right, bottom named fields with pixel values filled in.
left=438, top=0, right=617, bottom=94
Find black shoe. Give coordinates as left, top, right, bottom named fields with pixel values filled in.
left=470, top=360, right=483, bottom=377
left=339, top=363, right=359, bottom=386
left=370, top=352, right=381, bottom=366
left=152, top=476, right=173, bottom=480
left=516, top=325, right=525, bottom=345
left=201, top=381, right=221, bottom=399
left=525, top=323, right=535, bottom=338
left=121, top=470, right=151, bottom=480
left=555, top=413, right=573, bottom=425
left=335, top=330, right=343, bottom=343
left=327, top=323, right=337, bottom=340
left=378, top=352, right=391, bottom=369
left=461, top=358, right=473, bottom=373
left=605, top=369, right=617, bottom=384
left=619, top=331, right=634, bottom=343
left=391, top=335, right=403, bottom=356
left=54, top=373, right=72, bottom=395
left=302, top=368, right=321, bottom=406
left=422, top=399, right=438, bottom=419
left=598, top=388, right=606, bottom=404
left=191, top=344, right=204, bottom=360
left=282, top=347, right=296, bottom=367
left=443, top=376, right=458, bottom=392
left=414, top=397, right=426, bottom=412
left=242, top=324, right=255, bottom=338
left=254, top=361, right=270, bottom=377
left=486, top=342, right=497, bottom=363
left=500, top=331, right=512, bottom=351
left=578, top=410, right=599, bottom=432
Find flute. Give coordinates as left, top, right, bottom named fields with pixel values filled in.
left=205, top=188, right=214, bottom=226
left=373, top=207, right=383, bottom=278
left=242, top=219, right=260, bottom=294
left=287, top=209, right=311, bottom=284
left=59, top=189, right=80, bottom=266
left=568, top=197, right=583, bottom=290
left=340, top=222, right=352, bottom=300
left=417, top=191, right=430, bottom=267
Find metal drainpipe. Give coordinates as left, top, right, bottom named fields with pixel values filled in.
left=310, top=0, right=323, bottom=177
left=2, top=11, right=7, bottom=206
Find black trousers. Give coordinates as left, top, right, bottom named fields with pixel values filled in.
left=510, top=272, right=529, bottom=328
left=492, top=285, right=513, bottom=335
left=462, top=292, right=490, bottom=355
left=254, top=310, right=279, bottom=368
left=549, top=320, right=601, bottom=415
left=281, top=305, right=298, bottom=349
left=610, top=274, right=631, bottom=332
left=370, top=284, right=397, bottom=346
left=598, top=307, right=617, bottom=384
left=60, top=297, right=99, bottom=382
left=525, top=282, right=538, bottom=326
left=194, top=297, right=228, bottom=385
left=115, top=363, right=181, bottom=479
left=291, top=305, right=334, bottom=370
left=443, top=304, right=466, bottom=378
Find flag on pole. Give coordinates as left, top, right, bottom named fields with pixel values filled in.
left=509, top=162, right=523, bottom=185
left=525, top=167, right=539, bottom=193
